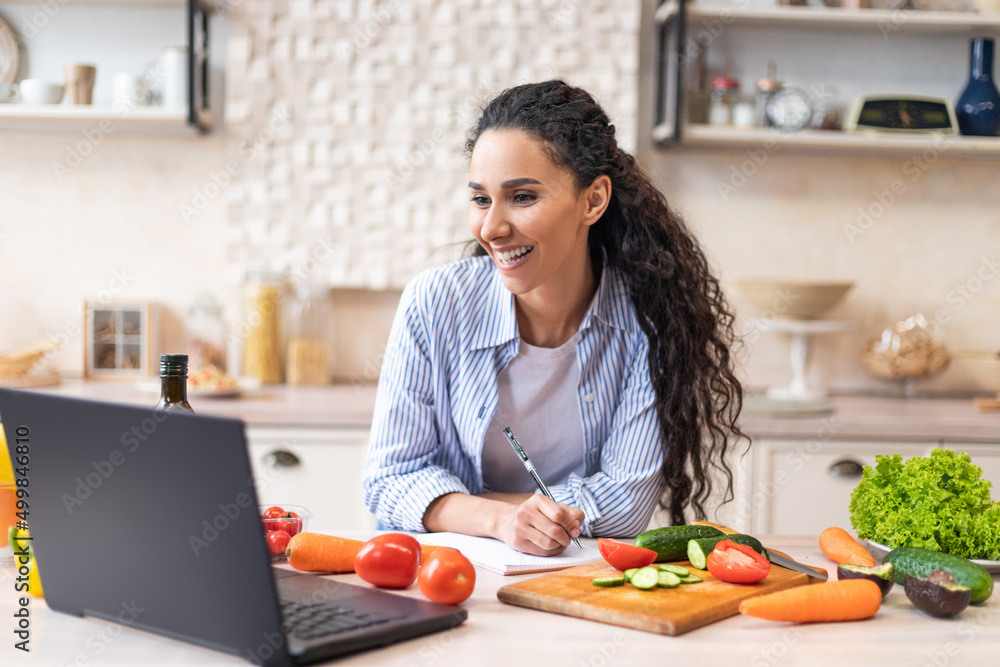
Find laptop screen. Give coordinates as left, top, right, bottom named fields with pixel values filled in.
left=0, top=388, right=293, bottom=665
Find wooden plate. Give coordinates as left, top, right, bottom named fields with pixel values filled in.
left=0, top=16, right=19, bottom=84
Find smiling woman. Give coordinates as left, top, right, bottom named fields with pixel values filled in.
left=362, top=80, right=746, bottom=557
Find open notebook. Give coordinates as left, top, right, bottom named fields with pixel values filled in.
left=419, top=532, right=602, bottom=575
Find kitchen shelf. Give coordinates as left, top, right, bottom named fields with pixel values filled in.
left=0, top=104, right=206, bottom=132
left=653, top=123, right=1000, bottom=155
left=656, top=2, right=1000, bottom=33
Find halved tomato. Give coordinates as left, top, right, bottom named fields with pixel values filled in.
left=706, top=539, right=771, bottom=584
left=598, top=538, right=658, bottom=571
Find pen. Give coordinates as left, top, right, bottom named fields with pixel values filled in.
left=502, top=426, right=583, bottom=549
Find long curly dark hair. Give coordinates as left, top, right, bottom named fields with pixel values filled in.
left=466, top=80, right=747, bottom=525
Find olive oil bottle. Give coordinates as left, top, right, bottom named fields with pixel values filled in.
left=156, top=353, right=194, bottom=412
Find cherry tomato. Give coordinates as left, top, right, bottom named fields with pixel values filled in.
left=417, top=547, right=476, bottom=605
left=277, top=512, right=302, bottom=537
left=597, top=538, right=658, bottom=571
left=706, top=539, right=771, bottom=584
left=354, top=533, right=422, bottom=589
left=262, top=506, right=285, bottom=520
left=267, top=530, right=292, bottom=556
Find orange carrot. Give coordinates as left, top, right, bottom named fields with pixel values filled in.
left=286, top=533, right=445, bottom=572
left=819, top=526, right=876, bottom=567
left=286, top=533, right=366, bottom=572
left=739, top=579, right=882, bottom=623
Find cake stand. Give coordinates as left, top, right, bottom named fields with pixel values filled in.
left=761, top=319, right=856, bottom=402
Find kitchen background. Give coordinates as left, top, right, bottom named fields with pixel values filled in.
left=0, top=0, right=998, bottom=396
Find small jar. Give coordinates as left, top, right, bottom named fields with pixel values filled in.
left=285, top=283, right=332, bottom=386
left=242, top=269, right=284, bottom=384
left=185, top=294, right=227, bottom=373
left=709, top=76, right=741, bottom=126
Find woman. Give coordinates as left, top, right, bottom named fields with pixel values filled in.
left=363, top=80, right=745, bottom=556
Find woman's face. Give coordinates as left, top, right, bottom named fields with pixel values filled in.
left=468, top=129, right=606, bottom=297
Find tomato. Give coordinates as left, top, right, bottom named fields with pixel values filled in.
left=598, top=538, right=657, bottom=571
left=267, top=530, right=292, bottom=556
left=262, top=506, right=285, bottom=520
left=277, top=512, right=302, bottom=537
left=355, top=533, right=423, bottom=589
left=706, top=539, right=771, bottom=584
left=418, top=547, right=476, bottom=605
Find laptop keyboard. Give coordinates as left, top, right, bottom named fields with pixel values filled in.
left=279, top=599, right=406, bottom=641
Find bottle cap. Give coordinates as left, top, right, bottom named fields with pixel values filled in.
left=160, top=353, right=189, bottom=376
left=712, top=76, right=740, bottom=91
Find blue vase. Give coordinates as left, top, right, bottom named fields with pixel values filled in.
left=956, top=37, right=1000, bottom=137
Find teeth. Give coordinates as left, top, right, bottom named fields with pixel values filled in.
left=498, top=245, right=533, bottom=263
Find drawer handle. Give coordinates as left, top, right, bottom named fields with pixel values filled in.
left=828, top=459, right=864, bottom=477
left=264, top=449, right=301, bottom=468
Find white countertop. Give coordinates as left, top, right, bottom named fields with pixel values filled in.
left=21, top=379, right=1000, bottom=443
left=1, top=535, right=997, bottom=667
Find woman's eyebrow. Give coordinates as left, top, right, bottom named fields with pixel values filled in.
left=467, top=177, right=542, bottom=190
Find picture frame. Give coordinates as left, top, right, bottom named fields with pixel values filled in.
left=83, top=301, right=158, bottom=379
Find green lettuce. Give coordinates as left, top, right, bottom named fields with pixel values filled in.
left=849, top=448, right=1000, bottom=560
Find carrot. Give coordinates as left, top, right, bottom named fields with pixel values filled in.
left=286, top=533, right=366, bottom=572
left=738, top=579, right=882, bottom=623
left=286, top=532, right=446, bottom=573
left=819, top=526, right=876, bottom=567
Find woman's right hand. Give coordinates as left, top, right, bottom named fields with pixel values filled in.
left=494, top=494, right=584, bottom=556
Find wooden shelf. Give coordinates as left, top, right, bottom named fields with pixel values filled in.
left=0, top=105, right=210, bottom=132
left=654, top=122, right=1000, bottom=155
left=657, top=2, right=1000, bottom=33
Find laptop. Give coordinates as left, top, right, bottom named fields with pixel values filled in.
left=0, top=387, right=466, bottom=666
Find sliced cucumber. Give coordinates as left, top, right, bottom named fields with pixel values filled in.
left=657, top=570, right=682, bottom=588
left=592, top=575, right=626, bottom=588
left=658, top=563, right=690, bottom=576
left=630, top=566, right=660, bottom=591
left=623, top=568, right=639, bottom=583
left=679, top=574, right=703, bottom=584
left=686, top=534, right=766, bottom=570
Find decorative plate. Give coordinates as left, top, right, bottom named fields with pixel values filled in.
left=865, top=540, right=1000, bottom=574
left=0, top=15, right=19, bottom=84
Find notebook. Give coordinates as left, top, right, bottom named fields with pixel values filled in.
left=0, top=387, right=466, bottom=666
left=420, top=532, right=602, bottom=575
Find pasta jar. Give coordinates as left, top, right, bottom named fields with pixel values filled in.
left=242, top=269, right=284, bottom=384
left=709, top=76, right=741, bottom=126
left=285, top=283, right=332, bottom=386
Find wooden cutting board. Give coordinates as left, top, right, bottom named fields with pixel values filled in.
left=497, top=559, right=823, bottom=636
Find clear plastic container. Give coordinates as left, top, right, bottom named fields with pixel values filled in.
left=185, top=294, right=227, bottom=372
left=285, top=283, right=332, bottom=386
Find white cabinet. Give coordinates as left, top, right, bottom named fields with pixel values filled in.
left=741, top=437, right=1000, bottom=535
left=246, top=426, right=376, bottom=534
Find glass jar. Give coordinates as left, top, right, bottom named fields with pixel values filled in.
left=185, top=294, right=227, bottom=373
left=242, top=270, right=284, bottom=384
left=285, top=283, right=332, bottom=386
left=709, top=76, right=741, bottom=126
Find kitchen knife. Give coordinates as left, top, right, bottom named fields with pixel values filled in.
left=692, top=520, right=828, bottom=581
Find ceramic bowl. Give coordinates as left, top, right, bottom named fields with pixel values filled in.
left=737, top=280, right=854, bottom=320
left=18, top=79, right=65, bottom=105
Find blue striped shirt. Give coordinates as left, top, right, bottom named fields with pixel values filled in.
left=362, top=255, right=665, bottom=538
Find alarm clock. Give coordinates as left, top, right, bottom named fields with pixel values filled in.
left=765, top=86, right=815, bottom=132
left=845, top=95, right=958, bottom=134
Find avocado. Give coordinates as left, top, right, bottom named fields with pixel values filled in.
left=904, top=570, right=972, bottom=619
left=837, top=562, right=896, bottom=597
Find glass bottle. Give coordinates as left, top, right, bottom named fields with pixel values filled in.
left=242, top=270, right=284, bottom=384
left=285, top=283, right=332, bottom=386
left=185, top=294, right=227, bottom=373
left=956, top=37, right=1000, bottom=137
left=156, top=353, right=194, bottom=412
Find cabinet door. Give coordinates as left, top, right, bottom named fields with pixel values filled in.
left=938, top=443, right=1000, bottom=489
left=751, top=439, right=928, bottom=536
left=246, top=427, right=376, bottom=534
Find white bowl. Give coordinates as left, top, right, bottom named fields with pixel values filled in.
left=737, top=279, right=854, bottom=320
left=19, top=79, right=65, bottom=105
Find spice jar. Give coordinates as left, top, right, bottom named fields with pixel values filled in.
left=285, top=283, right=332, bottom=386
left=709, top=76, right=741, bottom=125
left=185, top=294, right=227, bottom=372
left=242, top=269, right=284, bottom=384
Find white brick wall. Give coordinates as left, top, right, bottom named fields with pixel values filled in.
left=226, top=0, right=641, bottom=288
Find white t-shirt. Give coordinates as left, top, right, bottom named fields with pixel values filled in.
left=480, top=333, right=588, bottom=493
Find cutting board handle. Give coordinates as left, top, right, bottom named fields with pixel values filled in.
left=691, top=520, right=739, bottom=535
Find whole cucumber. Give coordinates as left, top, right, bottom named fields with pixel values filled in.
left=633, top=525, right=724, bottom=562
left=884, top=546, right=993, bottom=604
